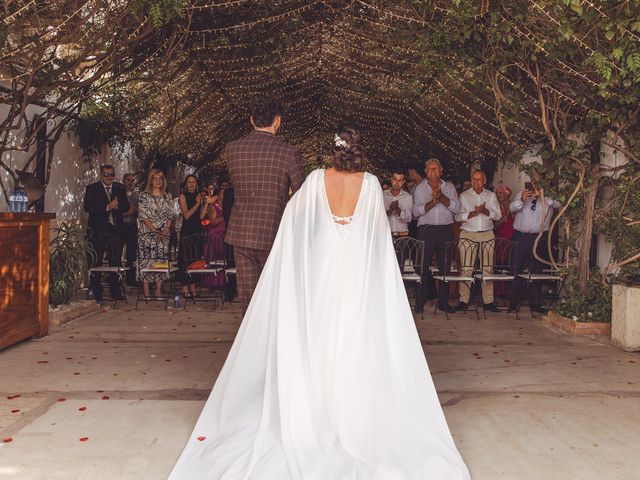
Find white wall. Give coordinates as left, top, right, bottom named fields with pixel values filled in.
left=0, top=104, right=138, bottom=225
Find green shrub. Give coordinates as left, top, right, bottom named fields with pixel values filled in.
left=49, top=222, right=95, bottom=307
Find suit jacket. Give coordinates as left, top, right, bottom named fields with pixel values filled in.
left=83, top=181, right=129, bottom=234
left=225, top=131, right=305, bottom=251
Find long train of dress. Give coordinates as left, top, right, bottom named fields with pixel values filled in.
left=168, top=169, right=470, bottom=479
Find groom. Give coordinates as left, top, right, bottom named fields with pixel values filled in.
left=225, top=97, right=305, bottom=311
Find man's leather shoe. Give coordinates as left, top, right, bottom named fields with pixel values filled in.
left=456, top=301, right=468, bottom=311
left=483, top=302, right=499, bottom=312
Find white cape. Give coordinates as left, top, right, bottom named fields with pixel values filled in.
left=168, top=169, right=470, bottom=479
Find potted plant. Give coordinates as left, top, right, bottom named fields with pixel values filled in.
left=49, top=222, right=99, bottom=326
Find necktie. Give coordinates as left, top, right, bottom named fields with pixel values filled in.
left=106, top=187, right=115, bottom=225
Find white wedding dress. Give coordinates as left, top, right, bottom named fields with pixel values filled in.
left=168, top=169, right=470, bottom=479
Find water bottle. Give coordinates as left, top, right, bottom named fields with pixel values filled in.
left=8, top=188, right=17, bottom=212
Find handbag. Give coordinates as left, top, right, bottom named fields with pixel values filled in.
left=188, top=259, right=206, bottom=270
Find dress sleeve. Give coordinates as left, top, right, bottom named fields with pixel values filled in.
left=138, top=192, right=150, bottom=220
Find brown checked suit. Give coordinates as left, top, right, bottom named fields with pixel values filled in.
left=225, top=130, right=305, bottom=310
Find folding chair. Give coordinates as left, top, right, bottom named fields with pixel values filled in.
left=136, top=231, right=178, bottom=309
left=181, top=232, right=225, bottom=310
left=432, top=238, right=480, bottom=320
left=516, top=252, right=565, bottom=317
left=476, top=238, right=516, bottom=319
left=87, top=232, right=129, bottom=306
left=393, top=236, right=425, bottom=318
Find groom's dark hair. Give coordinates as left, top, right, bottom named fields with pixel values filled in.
left=250, top=97, right=283, bottom=128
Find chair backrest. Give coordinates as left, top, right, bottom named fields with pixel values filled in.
left=481, top=238, right=516, bottom=274
left=443, top=238, right=478, bottom=275
left=91, top=232, right=122, bottom=267
left=203, top=231, right=225, bottom=263
left=393, top=237, right=425, bottom=275
left=181, top=233, right=205, bottom=265
left=138, top=231, right=172, bottom=265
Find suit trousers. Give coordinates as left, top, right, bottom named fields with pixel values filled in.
left=458, top=229, right=495, bottom=304
left=87, top=226, right=120, bottom=300
left=121, top=222, right=137, bottom=285
left=235, top=246, right=270, bottom=311
left=416, top=224, right=454, bottom=309
left=510, top=231, right=549, bottom=307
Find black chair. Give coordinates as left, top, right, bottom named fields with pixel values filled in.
left=180, top=232, right=225, bottom=309
left=516, top=252, right=565, bottom=317
left=476, top=238, right=516, bottom=318
left=393, top=237, right=425, bottom=317
left=432, top=238, right=480, bottom=320
left=136, top=231, right=178, bottom=309
left=87, top=232, right=128, bottom=306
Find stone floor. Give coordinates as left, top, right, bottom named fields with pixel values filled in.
left=0, top=299, right=639, bottom=480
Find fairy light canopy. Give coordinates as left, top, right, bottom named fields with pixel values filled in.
left=130, top=0, right=552, bottom=177
left=5, top=1, right=617, bottom=179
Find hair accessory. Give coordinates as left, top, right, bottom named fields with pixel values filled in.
left=334, top=134, right=349, bottom=148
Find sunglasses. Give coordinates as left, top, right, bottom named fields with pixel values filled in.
left=102, top=172, right=115, bottom=178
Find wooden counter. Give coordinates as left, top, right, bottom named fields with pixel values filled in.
left=0, top=212, right=56, bottom=350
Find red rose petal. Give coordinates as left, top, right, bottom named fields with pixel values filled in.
left=79, top=437, right=89, bottom=442
left=37, top=361, right=49, bottom=364
left=73, top=372, right=81, bottom=375
left=3, top=438, right=12, bottom=443
left=96, top=390, right=104, bottom=393
left=7, top=395, right=21, bottom=400
left=58, top=398, right=66, bottom=402
left=11, top=409, right=20, bottom=413
left=66, top=357, right=73, bottom=360
left=78, top=406, right=87, bottom=412
left=197, top=436, right=206, bottom=441
left=101, top=396, right=110, bottom=400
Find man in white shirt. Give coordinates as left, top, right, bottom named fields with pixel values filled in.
left=383, top=169, right=413, bottom=236
left=508, top=182, right=562, bottom=313
left=412, top=158, right=460, bottom=313
left=455, top=170, right=501, bottom=312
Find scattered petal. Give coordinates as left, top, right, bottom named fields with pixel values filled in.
left=102, top=396, right=110, bottom=400
left=58, top=398, right=66, bottom=402
left=3, top=438, right=13, bottom=443
left=73, top=373, right=81, bottom=376
left=7, top=395, right=21, bottom=400
left=79, top=437, right=89, bottom=442
left=197, top=436, right=206, bottom=441
left=78, top=407, right=87, bottom=412
left=37, top=361, right=49, bottom=364
left=96, top=390, right=104, bottom=393
left=11, top=409, right=20, bottom=413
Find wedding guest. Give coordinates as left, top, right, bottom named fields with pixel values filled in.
left=455, top=170, right=501, bottom=312
left=83, top=164, right=129, bottom=302
left=138, top=169, right=175, bottom=299
left=383, top=168, right=413, bottom=236
left=177, top=174, right=203, bottom=298
left=121, top=173, right=139, bottom=286
left=508, top=181, right=561, bottom=313
left=407, top=162, right=425, bottom=239
left=494, top=185, right=515, bottom=298
left=412, top=158, right=460, bottom=314
left=200, top=188, right=225, bottom=289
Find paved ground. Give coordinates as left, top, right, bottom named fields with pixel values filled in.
left=1, top=300, right=639, bottom=480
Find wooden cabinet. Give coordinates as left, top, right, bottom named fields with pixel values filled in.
left=0, top=212, right=56, bottom=350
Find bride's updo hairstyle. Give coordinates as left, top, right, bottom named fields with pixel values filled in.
left=331, top=125, right=364, bottom=172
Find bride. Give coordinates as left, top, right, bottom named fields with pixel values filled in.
left=168, top=125, right=471, bottom=479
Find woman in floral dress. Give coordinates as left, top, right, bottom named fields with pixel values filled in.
left=138, top=168, right=175, bottom=298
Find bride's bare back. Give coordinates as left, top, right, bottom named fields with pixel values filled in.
left=324, top=168, right=364, bottom=222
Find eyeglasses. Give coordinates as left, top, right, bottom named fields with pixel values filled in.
left=102, top=172, right=115, bottom=178
left=531, top=199, right=538, bottom=211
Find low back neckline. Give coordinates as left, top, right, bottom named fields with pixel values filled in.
left=321, top=169, right=366, bottom=226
